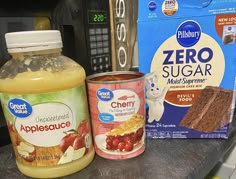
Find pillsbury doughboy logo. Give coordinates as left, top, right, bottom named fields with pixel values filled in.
left=97, top=88, right=114, bottom=101
left=176, top=20, right=201, bottom=47
left=8, top=98, right=32, bottom=118
left=148, top=1, right=157, bottom=11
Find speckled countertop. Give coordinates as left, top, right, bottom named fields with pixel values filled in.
left=1, top=112, right=236, bottom=179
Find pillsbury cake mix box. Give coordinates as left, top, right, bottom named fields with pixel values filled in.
left=137, top=0, right=236, bottom=138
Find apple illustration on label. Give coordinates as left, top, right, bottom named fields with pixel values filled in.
left=58, top=146, right=86, bottom=164
left=16, top=141, right=36, bottom=162
left=58, top=120, right=91, bottom=164
left=73, top=135, right=85, bottom=150
left=73, top=147, right=86, bottom=160
left=58, top=146, right=74, bottom=164
left=73, top=133, right=90, bottom=154
left=60, top=132, right=78, bottom=153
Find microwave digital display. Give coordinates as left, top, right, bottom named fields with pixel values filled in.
left=88, top=10, right=108, bottom=24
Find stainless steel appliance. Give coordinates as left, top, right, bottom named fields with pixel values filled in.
left=109, top=0, right=138, bottom=71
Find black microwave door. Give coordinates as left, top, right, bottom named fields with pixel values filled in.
left=52, top=0, right=91, bottom=75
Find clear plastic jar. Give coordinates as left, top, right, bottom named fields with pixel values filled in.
left=0, top=30, right=95, bottom=178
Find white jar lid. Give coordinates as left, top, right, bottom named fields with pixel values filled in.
left=5, top=30, right=63, bottom=53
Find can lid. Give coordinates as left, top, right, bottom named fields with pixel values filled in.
left=5, top=30, right=63, bottom=53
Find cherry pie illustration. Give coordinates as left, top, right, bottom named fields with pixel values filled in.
left=105, top=114, right=145, bottom=152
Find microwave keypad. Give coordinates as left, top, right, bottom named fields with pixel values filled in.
left=89, top=27, right=111, bottom=73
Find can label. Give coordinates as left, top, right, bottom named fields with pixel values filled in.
left=1, top=85, right=93, bottom=166
left=87, top=72, right=145, bottom=159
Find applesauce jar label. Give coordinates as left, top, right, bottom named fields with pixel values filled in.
left=86, top=71, right=145, bottom=160
left=1, top=85, right=93, bottom=166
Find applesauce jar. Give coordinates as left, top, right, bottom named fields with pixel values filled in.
left=0, top=30, right=95, bottom=178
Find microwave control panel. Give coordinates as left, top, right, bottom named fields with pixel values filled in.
left=88, top=24, right=111, bottom=73
left=86, top=1, right=112, bottom=74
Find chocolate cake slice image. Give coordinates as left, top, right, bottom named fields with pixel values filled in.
left=223, top=34, right=234, bottom=44
left=179, top=86, right=233, bottom=133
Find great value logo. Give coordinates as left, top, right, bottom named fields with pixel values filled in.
left=8, top=98, right=32, bottom=118
left=96, top=88, right=114, bottom=101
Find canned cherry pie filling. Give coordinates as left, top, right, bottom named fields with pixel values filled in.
left=86, top=71, right=146, bottom=160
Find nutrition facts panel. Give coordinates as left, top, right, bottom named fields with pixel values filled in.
left=89, top=27, right=111, bottom=73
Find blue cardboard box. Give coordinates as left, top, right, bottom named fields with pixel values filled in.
left=138, top=0, right=236, bottom=138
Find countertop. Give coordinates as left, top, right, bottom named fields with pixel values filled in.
left=1, top=112, right=236, bottom=179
